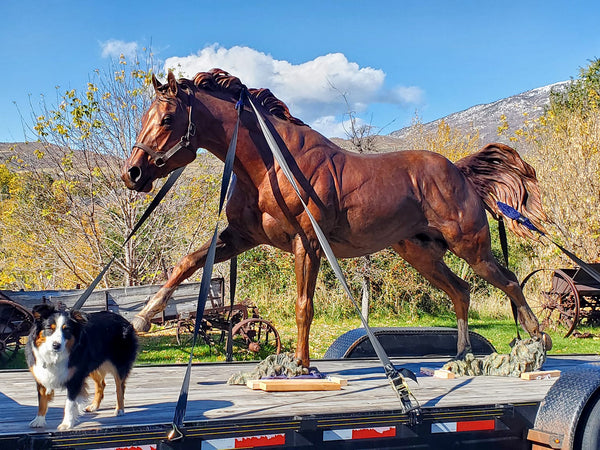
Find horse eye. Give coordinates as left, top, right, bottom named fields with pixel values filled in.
left=161, top=115, right=173, bottom=127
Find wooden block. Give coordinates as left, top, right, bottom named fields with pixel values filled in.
left=521, top=370, right=561, bottom=381
left=327, top=376, right=348, bottom=386
left=420, top=367, right=455, bottom=379
left=434, top=369, right=455, bottom=379
left=246, top=377, right=347, bottom=392
left=246, top=379, right=262, bottom=390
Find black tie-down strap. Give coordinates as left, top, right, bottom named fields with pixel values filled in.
left=168, top=92, right=245, bottom=441
left=497, top=217, right=522, bottom=342
left=72, top=166, right=185, bottom=311
left=168, top=90, right=421, bottom=442
left=225, top=255, right=237, bottom=362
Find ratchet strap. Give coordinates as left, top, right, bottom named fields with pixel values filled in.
left=168, top=91, right=244, bottom=441
left=72, top=166, right=185, bottom=311
left=246, top=93, right=421, bottom=423
left=497, top=201, right=600, bottom=286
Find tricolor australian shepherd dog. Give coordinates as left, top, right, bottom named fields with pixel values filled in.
left=26, top=304, right=138, bottom=430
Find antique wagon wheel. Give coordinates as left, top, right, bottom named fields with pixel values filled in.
left=521, top=269, right=580, bottom=338
left=230, top=318, right=281, bottom=357
left=0, top=300, right=34, bottom=364
left=175, top=318, right=214, bottom=347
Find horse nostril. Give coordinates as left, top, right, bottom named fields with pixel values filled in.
left=128, top=166, right=142, bottom=183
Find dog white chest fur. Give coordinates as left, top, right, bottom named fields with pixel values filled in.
left=29, top=314, right=83, bottom=429
left=31, top=315, right=71, bottom=391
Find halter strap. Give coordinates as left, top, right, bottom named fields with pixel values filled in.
left=133, top=93, right=197, bottom=167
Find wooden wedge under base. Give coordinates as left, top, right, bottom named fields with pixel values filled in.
left=520, top=370, right=561, bottom=380
left=247, top=377, right=348, bottom=392
left=420, top=367, right=456, bottom=379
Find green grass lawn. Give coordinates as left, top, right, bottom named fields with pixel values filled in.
left=3, top=314, right=599, bottom=370
left=133, top=313, right=600, bottom=365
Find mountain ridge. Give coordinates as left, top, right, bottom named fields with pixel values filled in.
left=388, top=81, right=570, bottom=147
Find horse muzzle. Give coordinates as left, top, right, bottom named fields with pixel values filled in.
left=121, top=163, right=154, bottom=192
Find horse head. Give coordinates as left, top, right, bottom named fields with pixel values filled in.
left=121, top=71, right=198, bottom=192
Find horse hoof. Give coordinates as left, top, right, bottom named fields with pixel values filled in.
left=132, top=315, right=151, bottom=333
left=294, top=356, right=309, bottom=368
left=541, top=332, right=553, bottom=351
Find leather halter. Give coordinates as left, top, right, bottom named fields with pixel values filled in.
left=133, top=94, right=197, bottom=167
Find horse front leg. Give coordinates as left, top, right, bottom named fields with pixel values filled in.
left=132, top=227, right=254, bottom=332
left=293, top=236, right=321, bottom=368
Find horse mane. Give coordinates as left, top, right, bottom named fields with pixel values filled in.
left=190, top=69, right=307, bottom=126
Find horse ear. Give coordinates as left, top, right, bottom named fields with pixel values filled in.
left=151, top=73, right=162, bottom=92
left=167, top=71, right=178, bottom=96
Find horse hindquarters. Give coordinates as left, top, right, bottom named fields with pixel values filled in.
left=453, top=144, right=550, bottom=347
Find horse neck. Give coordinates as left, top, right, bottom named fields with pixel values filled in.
left=190, top=91, right=238, bottom=162
left=190, top=90, right=333, bottom=185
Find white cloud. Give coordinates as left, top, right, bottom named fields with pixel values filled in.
left=163, top=44, right=422, bottom=137
left=100, top=39, right=139, bottom=59
left=310, top=115, right=373, bottom=139
left=311, top=116, right=350, bottom=139
left=384, top=85, right=424, bottom=105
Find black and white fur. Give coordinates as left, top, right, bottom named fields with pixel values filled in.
left=26, top=304, right=138, bottom=430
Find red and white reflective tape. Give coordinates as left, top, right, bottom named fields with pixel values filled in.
left=431, top=419, right=495, bottom=434
left=201, top=433, right=286, bottom=449
left=323, top=426, right=396, bottom=441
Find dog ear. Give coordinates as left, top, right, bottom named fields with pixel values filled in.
left=69, top=309, right=88, bottom=324
left=32, top=304, right=55, bottom=320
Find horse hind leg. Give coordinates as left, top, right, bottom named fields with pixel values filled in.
left=457, top=233, right=552, bottom=350
left=393, top=237, right=473, bottom=359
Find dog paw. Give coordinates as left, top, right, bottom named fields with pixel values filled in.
left=114, top=408, right=125, bottom=416
left=85, top=404, right=98, bottom=413
left=29, top=416, right=46, bottom=428
left=57, top=420, right=74, bottom=431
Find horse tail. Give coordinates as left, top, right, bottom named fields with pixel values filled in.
left=455, top=143, right=547, bottom=239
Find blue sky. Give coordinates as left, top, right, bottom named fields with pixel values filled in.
left=1, top=0, right=599, bottom=142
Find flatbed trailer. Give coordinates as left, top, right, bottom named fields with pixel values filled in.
left=2, top=355, right=600, bottom=449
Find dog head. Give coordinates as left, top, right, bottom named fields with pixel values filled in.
left=30, top=304, right=87, bottom=359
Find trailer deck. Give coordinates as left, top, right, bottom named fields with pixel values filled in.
left=1, top=355, right=599, bottom=448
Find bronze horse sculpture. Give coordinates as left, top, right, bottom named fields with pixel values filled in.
left=121, top=69, right=550, bottom=367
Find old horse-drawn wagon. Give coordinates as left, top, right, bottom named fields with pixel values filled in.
left=521, top=264, right=600, bottom=337
left=0, top=296, right=34, bottom=363
left=174, top=278, right=281, bottom=356
left=0, top=279, right=281, bottom=364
